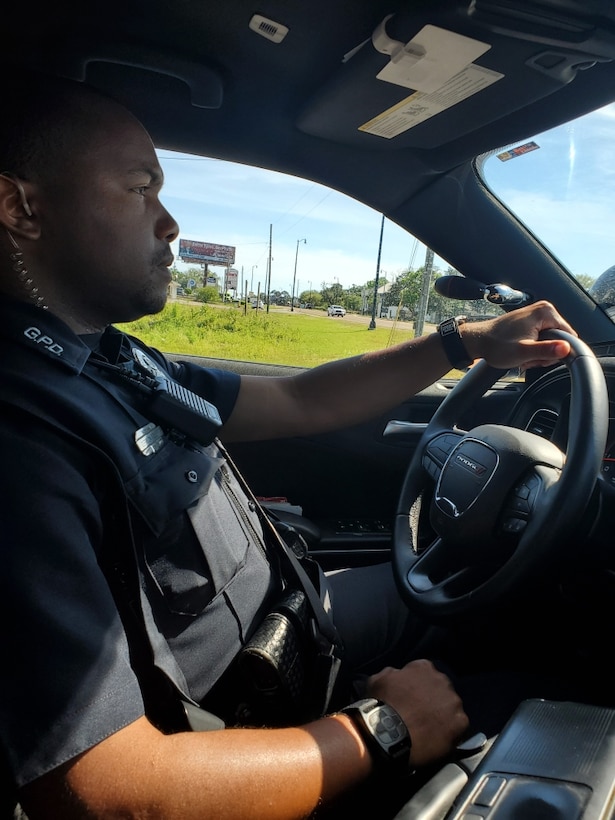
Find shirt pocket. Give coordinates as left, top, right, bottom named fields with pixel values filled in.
left=125, top=437, right=223, bottom=536
left=126, top=440, right=268, bottom=619
left=126, top=440, right=225, bottom=616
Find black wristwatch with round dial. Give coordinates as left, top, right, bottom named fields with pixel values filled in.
left=340, top=698, right=411, bottom=773
left=438, top=315, right=473, bottom=369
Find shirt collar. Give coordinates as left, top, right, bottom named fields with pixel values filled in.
left=0, top=298, right=116, bottom=374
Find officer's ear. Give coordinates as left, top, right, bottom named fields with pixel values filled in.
left=0, top=173, right=40, bottom=239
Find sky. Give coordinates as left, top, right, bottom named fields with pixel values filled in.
left=157, top=152, right=447, bottom=296
left=156, top=99, right=615, bottom=296
left=482, top=101, right=615, bottom=283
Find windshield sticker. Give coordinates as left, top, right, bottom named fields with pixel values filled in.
left=496, top=141, right=540, bottom=161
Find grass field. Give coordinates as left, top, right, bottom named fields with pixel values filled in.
left=118, top=302, right=416, bottom=367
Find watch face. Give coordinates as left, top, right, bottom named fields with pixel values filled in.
left=366, top=703, right=410, bottom=760
left=345, top=699, right=411, bottom=767
left=440, top=318, right=458, bottom=335
left=438, top=317, right=472, bottom=368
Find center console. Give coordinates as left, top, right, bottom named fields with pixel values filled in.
left=395, top=699, right=615, bottom=820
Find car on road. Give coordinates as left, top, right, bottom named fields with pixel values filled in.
left=8, top=1, right=615, bottom=817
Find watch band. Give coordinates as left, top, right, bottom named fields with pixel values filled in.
left=438, top=315, right=473, bottom=369
left=340, top=698, right=411, bottom=772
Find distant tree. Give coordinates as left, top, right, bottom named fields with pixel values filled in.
left=364, top=276, right=389, bottom=290
left=193, top=286, right=220, bottom=303
left=298, top=290, right=324, bottom=308
left=576, top=273, right=595, bottom=291
left=269, top=289, right=291, bottom=306
left=343, top=292, right=362, bottom=313
left=320, top=282, right=345, bottom=306
left=170, top=266, right=214, bottom=293
left=384, top=268, right=423, bottom=314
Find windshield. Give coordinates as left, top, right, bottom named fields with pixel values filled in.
left=479, top=102, right=615, bottom=322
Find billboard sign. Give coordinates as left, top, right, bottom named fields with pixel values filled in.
left=179, top=239, right=236, bottom=265
left=225, top=269, right=238, bottom=290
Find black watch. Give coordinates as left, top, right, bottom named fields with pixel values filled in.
left=438, top=315, right=473, bottom=369
left=340, top=698, right=411, bottom=773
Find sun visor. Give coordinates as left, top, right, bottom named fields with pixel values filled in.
left=296, top=10, right=609, bottom=151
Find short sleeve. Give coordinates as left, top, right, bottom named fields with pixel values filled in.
left=0, top=416, right=144, bottom=788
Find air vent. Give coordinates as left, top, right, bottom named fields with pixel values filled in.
left=249, top=14, right=289, bottom=44
left=526, top=408, right=558, bottom=440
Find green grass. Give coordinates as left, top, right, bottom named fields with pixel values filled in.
left=117, top=302, right=415, bottom=367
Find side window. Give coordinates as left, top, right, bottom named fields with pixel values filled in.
left=120, top=150, right=497, bottom=377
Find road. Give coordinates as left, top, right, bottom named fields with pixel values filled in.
left=279, top=306, right=436, bottom=334
left=176, top=298, right=437, bottom=335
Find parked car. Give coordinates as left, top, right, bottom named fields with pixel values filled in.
left=7, top=1, right=615, bottom=817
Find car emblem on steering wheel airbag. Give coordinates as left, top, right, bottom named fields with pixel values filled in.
left=435, top=438, right=498, bottom=518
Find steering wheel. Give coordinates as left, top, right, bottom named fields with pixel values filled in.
left=392, top=330, right=609, bottom=619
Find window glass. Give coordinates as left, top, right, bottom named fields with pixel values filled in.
left=118, top=150, right=474, bottom=372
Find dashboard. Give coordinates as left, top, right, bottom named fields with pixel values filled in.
left=506, top=356, right=615, bottom=558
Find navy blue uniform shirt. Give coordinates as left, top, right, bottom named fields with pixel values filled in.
left=0, top=299, right=279, bottom=788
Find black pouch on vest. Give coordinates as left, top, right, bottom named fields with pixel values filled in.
left=237, top=589, right=313, bottom=726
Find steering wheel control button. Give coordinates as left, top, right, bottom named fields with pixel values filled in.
left=424, top=434, right=463, bottom=479
left=502, top=516, right=527, bottom=534
left=500, top=472, right=541, bottom=536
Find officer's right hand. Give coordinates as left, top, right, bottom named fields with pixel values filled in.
left=366, top=659, right=469, bottom=767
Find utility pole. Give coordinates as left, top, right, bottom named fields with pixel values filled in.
left=266, top=224, right=272, bottom=313
left=414, top=246, right=434, bottom=337
left=291, top=238, right=306, bottom=311
left=369, top=214, right=385, bottom=330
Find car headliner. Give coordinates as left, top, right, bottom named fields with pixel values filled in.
left=5, top=0, right=615, bottom=341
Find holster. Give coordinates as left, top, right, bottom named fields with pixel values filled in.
left=236, top=588, right=343, bottom=726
